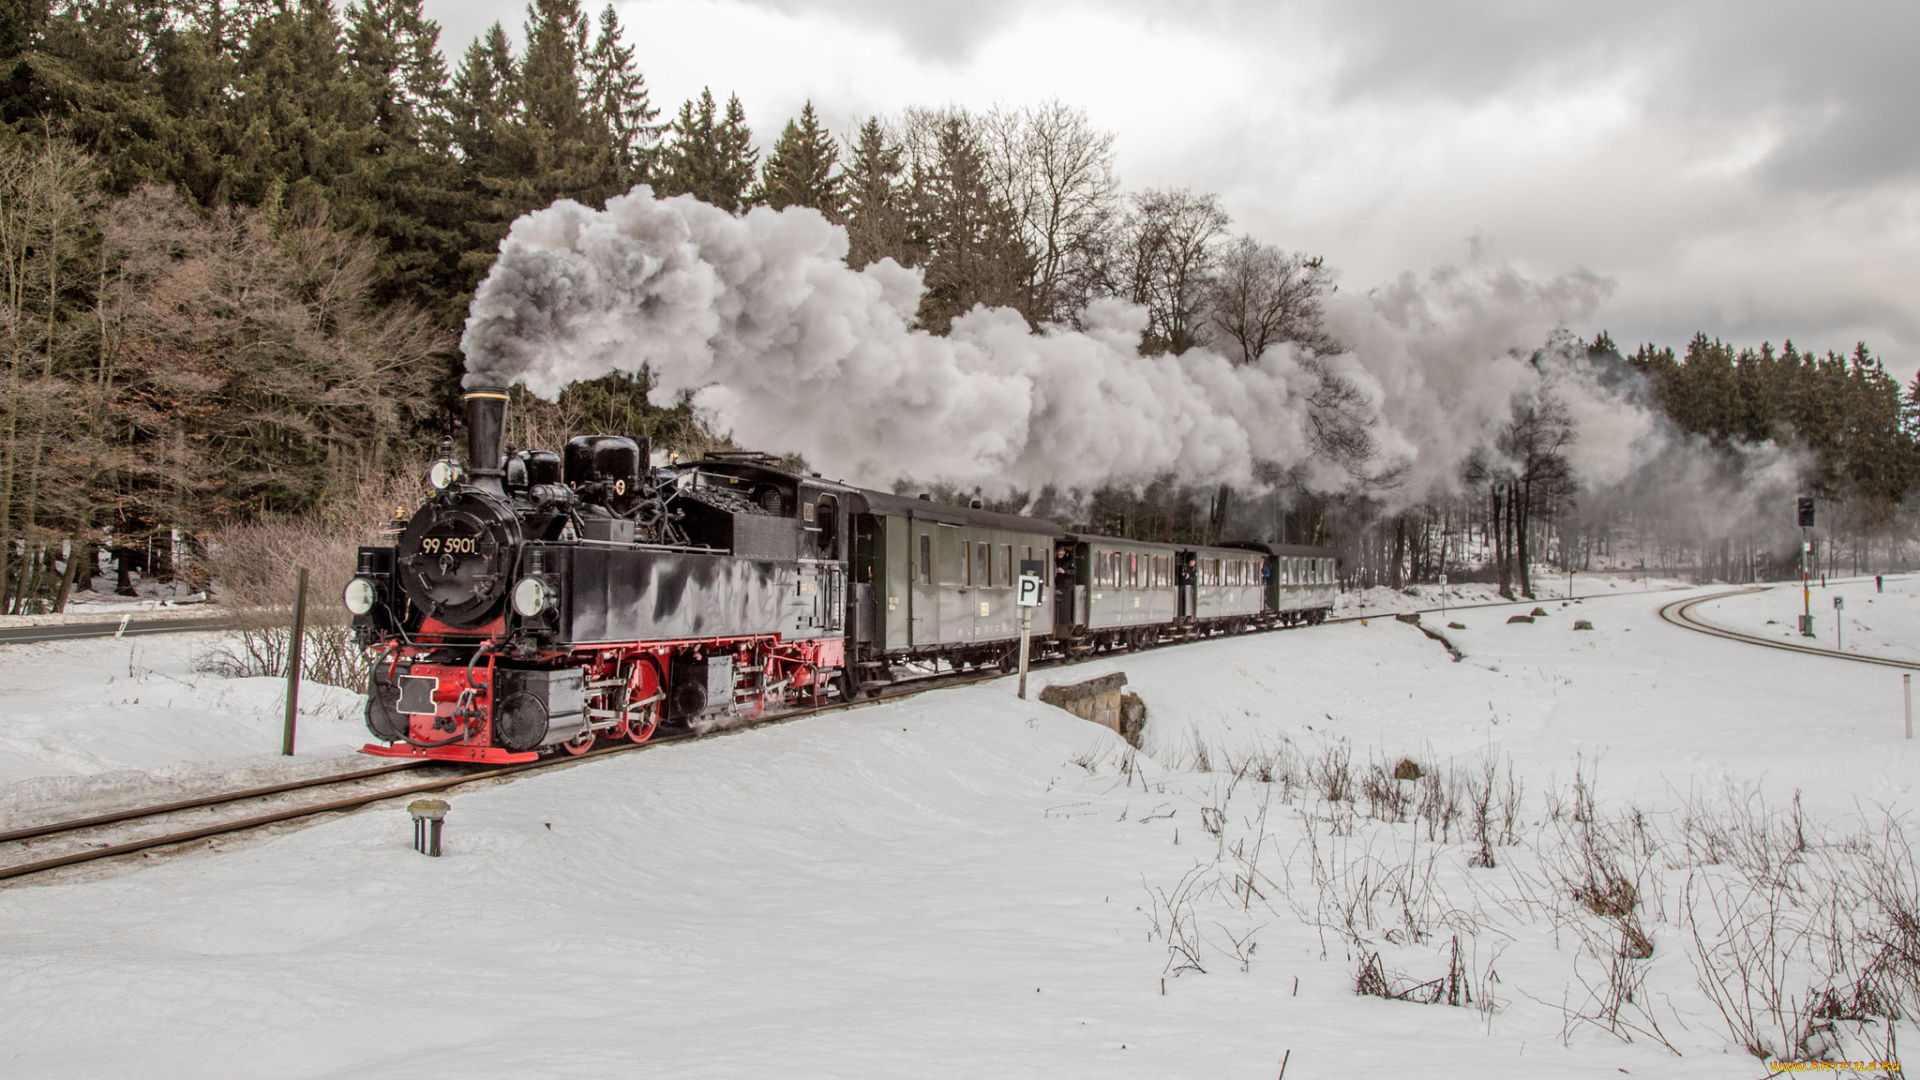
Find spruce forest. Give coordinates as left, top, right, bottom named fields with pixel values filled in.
left=1, top=0, right=1914, bottom=612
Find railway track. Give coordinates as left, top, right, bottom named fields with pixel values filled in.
left=1657, top=587, right=1920, bottom=671
left=0, top=661, right=1026, bottom=887
left=0, top=582, right=1689, bottom=885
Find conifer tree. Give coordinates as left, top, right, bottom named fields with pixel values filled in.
left=841, top=116, right=912, bottom=269
left=583, top=4, right=659, bottom=187
left=513, top=0, right=614, bottom=204
left=347, top=0, right=450, bottom=137
left=656, top=88, right=755, bottom=211
left=219, top=0, right=379, bottom=214
left=340, top=0, right=465, bottom=314
left=754, top=101, right=842, bottom=216
left=910, top=116, right=1032, bottom=330
left=450, top=22, right=516, bottom=169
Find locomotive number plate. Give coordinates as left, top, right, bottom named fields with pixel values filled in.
left=397, top=675, right=439, bottom=715
left=419, top=534, right=479, bottom=556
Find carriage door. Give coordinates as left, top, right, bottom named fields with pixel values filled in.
left=937, top=525, right=970, bottom=644
left=910, top=520, right=938, bottom=647
left=1176, top=552, right=1196, bottom=620
left=817, top=495, right=844, bottom=633
left=1053, top=541, right=1079, bottom=629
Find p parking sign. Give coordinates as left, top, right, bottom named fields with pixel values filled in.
left=1017, top=574, right=1044, bottom=607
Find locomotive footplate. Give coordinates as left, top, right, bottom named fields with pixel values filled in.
left=360, top=741, right=538, bottom=764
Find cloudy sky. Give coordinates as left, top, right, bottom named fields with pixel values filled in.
left=423, top=0, right=1920, bottom=379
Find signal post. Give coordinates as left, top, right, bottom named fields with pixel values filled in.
left=1798, top=497, right=1815, bottom=637
left=1016, top=560, right=1045, bottom=699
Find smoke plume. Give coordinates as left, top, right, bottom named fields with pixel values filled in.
left=461, top=187, right=1763, bottom=509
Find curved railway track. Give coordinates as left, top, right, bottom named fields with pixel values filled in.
left=1658, top=587, right=1920, bottom=671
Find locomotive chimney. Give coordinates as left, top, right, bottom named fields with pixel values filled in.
left=464, top=386, right=509, bottom=495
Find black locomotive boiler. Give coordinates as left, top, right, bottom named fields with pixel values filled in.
left=348, top=389, right=1337, bottom=763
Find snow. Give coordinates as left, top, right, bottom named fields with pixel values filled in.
left=1686, top=574, right=1920, bottom=664
left=1, top=581, right=1915, bottom=1077
left=0, top=632, right=374, bottom=825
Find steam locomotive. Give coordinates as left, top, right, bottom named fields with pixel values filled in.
left=348, top=388, right=1337, bottom=763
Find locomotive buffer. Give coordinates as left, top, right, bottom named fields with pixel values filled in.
left=1017, top=560, right=1046, bottom=699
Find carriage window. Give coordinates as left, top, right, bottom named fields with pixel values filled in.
left=939, top=526, right=961, bottom=585
left=1000, top=544, right=1013, bottom=586
left=815, top=495, right=838, bottom=558
left=919, top=533, right=931, bottom=585
left=975, top=541, right=991, bottom=589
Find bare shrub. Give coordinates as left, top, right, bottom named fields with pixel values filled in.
left=1146, top=865, right=1217, bottom=975
left=195, top=492, right=413, bottom=690
left=1187, top=732, right=1215, bottom=774
left=1466, top=753, right=1499, bottom=869
left=1313, top=739, right=1353, bottom=803
left=1354, top=936, right=1473, bottom=1006
left=1361, top=759, right=1413, bottom=823
left=1415, top=762, right=1466, bottom=843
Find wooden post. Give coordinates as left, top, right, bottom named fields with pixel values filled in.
left=1905, top=674, right=1911, bottom=741
left=282, top=568, right=308, bottom=757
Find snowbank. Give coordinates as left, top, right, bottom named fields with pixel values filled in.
left=0, top=583, right=1913, bottom=1077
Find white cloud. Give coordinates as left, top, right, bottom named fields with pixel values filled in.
left=423, top=0, right=1920, bottom=376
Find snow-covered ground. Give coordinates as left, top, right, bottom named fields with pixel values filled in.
left=1337, top=569, right=1695, bottom=620
left=1687, top=573, right=1920, bottom=663
left=0, top=632, right=372, bottom=821
left=0, top=574, right=216, bottom=628
left=1, top=583, right=1914, bottom=1077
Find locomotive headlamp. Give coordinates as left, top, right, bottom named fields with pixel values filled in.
left=429, top=459, right=462, bottom=491
left=512, top=576, right=552, bottom=617
left=343, top=577, right=377, bottom=615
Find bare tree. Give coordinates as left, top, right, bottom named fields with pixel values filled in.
left=1117, top=188, right=1229, bottom=355
left=103, top=186, right=447, bottom=531
left=977, top=100, right=1121, bottom=325
left=1204, top=236, right=1337, bottom=362
left=0, top=140, right=104, bottom=611
left=1470, top=388, right=1575, bottom=598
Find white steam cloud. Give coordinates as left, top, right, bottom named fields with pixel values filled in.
left=460, top=187, right=1746, bottom=507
